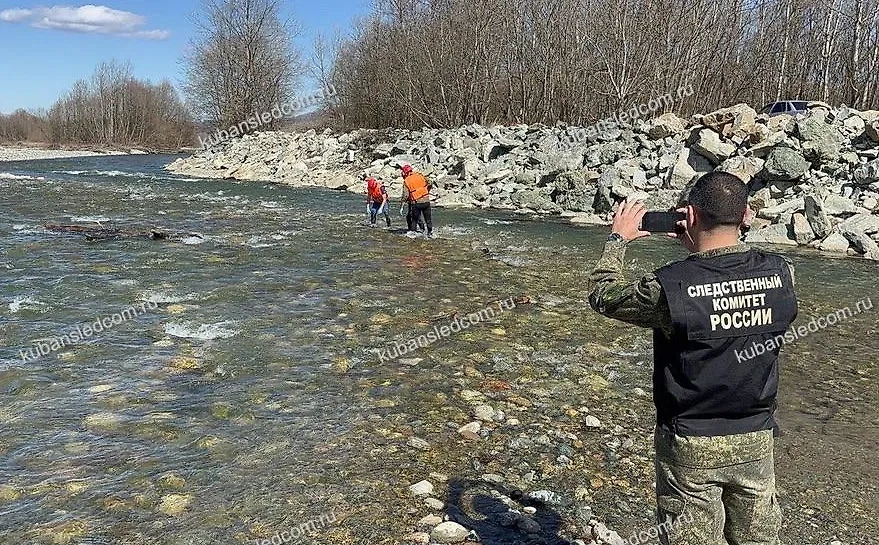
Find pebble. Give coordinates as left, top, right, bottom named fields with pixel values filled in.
left=523, top=506, right=537, bottom=515
left=409, top=480, right=434, bottom=498
left=0, top=484, right=21, bottom=502
left=459, top=390, right=486, bottom=402
left=157, top=474, right=186, bottom=490
left=407, top=437, right=431, bottom=450
left=527, top=489, right=564, bottom=506
left=400, top=358, right=423, bottom=366
left=458, top=421, right=481, bottom=440
left=406, top=532, right=430, bottom=544
left=418, top=514, right=443, bottom=527
left=424, top=497, right=445, bottom=510
left=473, top=404, right=496, bottom=421
left=88, top=384, right=113, bottom=394
left=430, top=521, right=470, bottom=544
left=158, top=494, right=191, bottom=516
left=481, top=473, right=504, bottom=484
left=584, top=415, right=602, bottom=428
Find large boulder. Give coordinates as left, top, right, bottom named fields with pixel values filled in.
left=552, top=170, right=599, bottom=212
left=842, top=227, right=879, bottom=260
left=700, top=103, right=758, bottom=141
left=666, top=146, right=713, bottom=189
left=761, top=147, right=809, bottom=181
left=860, top=110, right=879, bottom=142
left=791, top=212, right=816, bottom=245
left=718, top=156, right=764, bottom=183
left=646, top=113, right=687, bottom=139
left=689, top=128, right=736, bottom=165
left=592, top=168, right=620, bottom=213
left=817, top=231, right=851, bottom=253
left=842, top=213, right=879, bottom=235
left=794, top=115, right=841, bottom=164
left=823, top=194, right=859, bottom=216
left=804, top=194, right=832, bottom=239
left=744, top=223, right=797, bottom=246
left=854, top=159, right=879, bottom=186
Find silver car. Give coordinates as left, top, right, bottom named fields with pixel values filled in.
left=759, top=100, right=809, bottom=117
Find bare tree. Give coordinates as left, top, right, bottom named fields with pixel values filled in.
left=183, top=0, right=303, bottom=130
left=328, top=0, right=879, bottom=129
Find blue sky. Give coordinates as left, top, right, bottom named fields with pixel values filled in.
left=0, top=0, right=371, bottom=114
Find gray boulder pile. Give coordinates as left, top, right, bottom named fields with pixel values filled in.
left=166, top=102, right=879, bottom=259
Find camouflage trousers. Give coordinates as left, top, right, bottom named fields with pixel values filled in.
left=653, top=428, right=781, bottom=545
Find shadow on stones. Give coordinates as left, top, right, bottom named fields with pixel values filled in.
left=444, top=478, right=573, bottom=545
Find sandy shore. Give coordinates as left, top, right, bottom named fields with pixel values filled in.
left=0, top=146, right=132, bottom=162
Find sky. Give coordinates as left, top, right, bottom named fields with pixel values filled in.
left=0, top=0, right=372, bottom=114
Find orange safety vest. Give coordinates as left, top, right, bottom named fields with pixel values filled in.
left=404, top=173, right=429, bottom=202
left=368, top=183, right=384, bottom=202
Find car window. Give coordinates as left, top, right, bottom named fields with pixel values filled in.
left=793, top=101, right=808, bottom=110
left=771, top=103, right=788, bottom=114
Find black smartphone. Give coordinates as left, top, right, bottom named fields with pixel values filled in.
left=640, top=211, right=686, bottom=233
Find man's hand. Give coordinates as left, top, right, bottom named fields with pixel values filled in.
left=667, top=205, right=697, bottom=252
left=612, top=200, right=650, bottom=242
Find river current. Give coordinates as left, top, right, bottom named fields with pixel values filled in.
left=0, top=155, right=876, bottom=545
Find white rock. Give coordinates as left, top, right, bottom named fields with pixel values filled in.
left=430, top=521, right=470, bottom=544
left=473, top=404, right=496, bottom=421
left=584, top=415, right=602, bottom=428
left=458, top=421, right=481, bottom=435
left=409, top=480, right=434, bottom=498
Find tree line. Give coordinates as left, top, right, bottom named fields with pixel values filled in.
left=328, top=0, right=879, bottom=128
left=0, top=61, right=195, bottom=150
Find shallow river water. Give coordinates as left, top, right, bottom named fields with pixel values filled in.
left=0, top=156, right=876, bottom=545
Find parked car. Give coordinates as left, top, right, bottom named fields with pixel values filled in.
left=759, top=100, right=809, bottom=117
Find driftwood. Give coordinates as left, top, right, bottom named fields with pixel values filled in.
left=44, top=224, right=202, bottom=243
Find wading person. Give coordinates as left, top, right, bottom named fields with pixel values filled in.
left=399, top=164, right=433, bottom=238
left=366, top=177, right=391, bottom=228
left=588, top=171, right=798, bottom=545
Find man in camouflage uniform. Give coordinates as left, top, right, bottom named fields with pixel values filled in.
left=589, top=172, right=798, bottom=545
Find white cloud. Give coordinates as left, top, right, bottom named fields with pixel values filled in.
left=0, top=4, right=170, bottom=39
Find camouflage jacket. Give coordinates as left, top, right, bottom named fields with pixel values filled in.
left=588, top=239, right=795, bottom=465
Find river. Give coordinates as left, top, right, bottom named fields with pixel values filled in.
left=1, top=155, right=876, bottom=545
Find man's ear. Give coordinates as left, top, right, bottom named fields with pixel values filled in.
left=687, top=205, right=697, bottom=228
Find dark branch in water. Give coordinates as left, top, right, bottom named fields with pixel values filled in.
left=43, top=224, right=203, bottom=243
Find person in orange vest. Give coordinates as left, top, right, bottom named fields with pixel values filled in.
left=398, top=164, right=433, bottom=238
left=366, top=177, right=391, bottom=228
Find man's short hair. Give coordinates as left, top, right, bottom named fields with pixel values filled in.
left=686, top=171, right=748, bottom=228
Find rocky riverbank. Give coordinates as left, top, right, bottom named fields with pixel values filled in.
left=0, top=144, right=144, bottom=162
left=167, top=103, right=879, bottom=260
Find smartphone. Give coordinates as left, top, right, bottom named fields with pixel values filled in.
left=640, top=211, right=686, bottom=233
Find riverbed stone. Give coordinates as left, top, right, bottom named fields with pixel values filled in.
left=430, top=521, right=469, bottom=543
left=158, top=494, right=190, bottom=516
left=818, top=232, right=851, bottom=253
left=409, top=480, right=434, bottom=498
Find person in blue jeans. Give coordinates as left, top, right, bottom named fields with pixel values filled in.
left=366, top=177, right=391, bottom=228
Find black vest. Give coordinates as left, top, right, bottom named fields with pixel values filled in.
left=654, top=249, right=798, bottom=437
